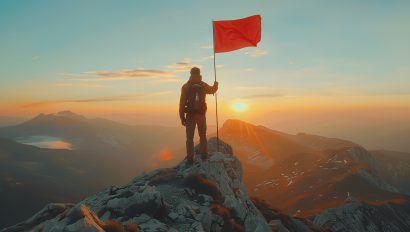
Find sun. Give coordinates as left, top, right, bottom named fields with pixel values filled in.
left=232, top=102, right=248, bottom=113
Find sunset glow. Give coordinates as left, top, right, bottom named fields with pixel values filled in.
left=0, top=0, right=409, bottom=144
left=17, top=136, right=73, bottom=150
left=232, top=102, right=248, bottom=113
left=159, top=148, right=173, bottom=161
left=48, top=141, right=72, bottom=150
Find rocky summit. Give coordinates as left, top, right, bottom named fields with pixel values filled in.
left=4, top=138, right=410, bottom=232
left=2, top=139, right=282, bottom=232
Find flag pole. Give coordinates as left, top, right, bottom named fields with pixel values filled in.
left=212, top=20, right=220, bottom=152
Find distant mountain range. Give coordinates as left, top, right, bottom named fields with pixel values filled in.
left=0, top=111, right=184, bottom=158
left=3, top=136, right=410, bottom=232
left=0, top=111, right=185, bottom=228
left=1, top=111, right=410, bottom=231
left=218, top=119, right=410, bottom=217
left=0, top=116, right=27, bottom=127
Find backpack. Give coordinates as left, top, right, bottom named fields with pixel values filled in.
left=185, top=82, right=207, bottom=114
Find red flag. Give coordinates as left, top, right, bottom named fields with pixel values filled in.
left=213, top=15, right=261, bottom=53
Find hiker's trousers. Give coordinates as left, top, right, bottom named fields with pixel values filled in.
left=186, top=113, right=208, bottom=159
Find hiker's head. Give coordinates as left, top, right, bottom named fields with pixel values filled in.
left=189, top=67, right=202, bottom=82
left=190, top=67, right=200, bottom=76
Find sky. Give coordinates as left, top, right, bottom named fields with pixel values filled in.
left=1, top=0, right=410, bottom=143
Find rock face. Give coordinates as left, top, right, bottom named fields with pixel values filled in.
left=313, top=200, right=410, bottom=232
left=252, top=198, right=326, bottom=232
left=371, top=150, right=410, bottom=195
left=2, top=139, right=271, bottom=232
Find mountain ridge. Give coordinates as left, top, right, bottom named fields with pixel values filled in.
left=216, top=119, right=410, bottom=218
left=2, top=139, right=321, bottom=232
left=2, top=112, right=410, bottom=231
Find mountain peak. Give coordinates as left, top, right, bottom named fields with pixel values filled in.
left=55, top=110, right=85, bottom=119
left=3, top=139, right=271, bottom=231
left=220, top=119, right=258, bottom=134
left=26, top=111, right=86, bottom=124
left=222, top=119, right=254, bottom=127
left=221, top=119, right=287, bottom=135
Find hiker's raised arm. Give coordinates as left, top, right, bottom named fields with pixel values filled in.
left=204, top=81, right=218, bottom=94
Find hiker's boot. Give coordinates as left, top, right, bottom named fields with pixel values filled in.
left=201, top=153, right=208, bottom=162
left=186, top=155, right=194, bottom=166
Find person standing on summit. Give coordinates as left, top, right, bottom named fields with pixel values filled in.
left=179, top=67, right=218, bottom=165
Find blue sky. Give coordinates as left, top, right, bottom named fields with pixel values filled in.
left=1, top=0, right=409, bottom=128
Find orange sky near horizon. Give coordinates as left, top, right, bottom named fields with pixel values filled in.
left=2, top=93, right=409, bottom=128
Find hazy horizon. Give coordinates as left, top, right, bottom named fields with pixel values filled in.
left=1, top=109, right=409, bottom=153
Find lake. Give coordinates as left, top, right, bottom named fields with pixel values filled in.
left=17, top=135, right=73, bottom=150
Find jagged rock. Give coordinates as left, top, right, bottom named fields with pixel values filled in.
left=195, top=137, right=234, bottom=155
left=252, top=197, right=326, bottom=232
left=313, top=200, right=410, bottom=232
left=168, top=212, right=178, bottom=221
left=345, top=147, right=399, bottom=193
left=2, top=140, right=269, bottom=232
left=269, top=220, right=290, bottom=232
left=1, top=203, right=74, bottom=232
left=3, top=139, right=328, bottom=232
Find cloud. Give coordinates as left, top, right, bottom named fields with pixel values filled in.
left=59, top=72, right=93, bottom=78
left=60, top=68, right=179, bottom=82
left=202, top=55, right=214, bottom=60
left=152, top=77, right=183, bottom=83
left=235, top=86, right=276, bottom=90
left=60, top=58, right=199, bottom=83
left=245, top=49, right=267, bottom=57
left=53, top=82, right=109, bottom=88
left=244, top=68, right=254, bottom=72
left=200, top=44, right=213, bottom=49
left=233, top=86, right=284, bottom=99
left=83, top=69, right=175, bottom=80
left=165, top=58, right=201, bottom=72
left=18, top=91, right=173, bottom=108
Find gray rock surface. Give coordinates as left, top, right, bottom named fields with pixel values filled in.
left=313, top=200, right=410, bottom=232
left=346, top=147, right=399, bottom=193
left=2, top=139, right=270, bottom=232
left=252, top=197, right=325, bottom=232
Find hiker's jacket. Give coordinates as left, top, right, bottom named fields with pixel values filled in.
left=179, top=75, right=218, bottom=120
